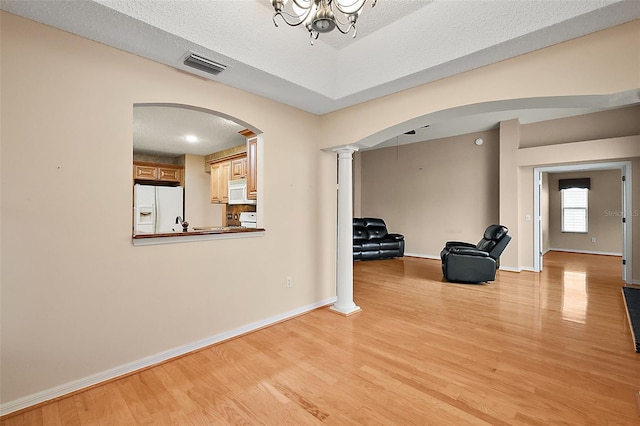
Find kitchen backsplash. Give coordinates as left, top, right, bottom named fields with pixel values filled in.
left=226, top=204, right=256, bottom=226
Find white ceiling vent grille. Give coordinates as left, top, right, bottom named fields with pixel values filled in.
left=183, top=53, right=227, bottom=75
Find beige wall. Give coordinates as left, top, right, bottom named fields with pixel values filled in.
left=359, top=130, right=500, bottom=256
left=547, top=170, right=622, bottom=254
left=184, top=154, right=223, bottom=228
left=0, top=12, right=335, bottom=405
left=2, top=11, right=640, bottom=411
left=499, top=119, right=521, bottom=268
left=520, top=105, right=640, bottom=148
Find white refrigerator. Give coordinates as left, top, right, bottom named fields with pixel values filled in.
left=133, top=184, right=184, bottom=234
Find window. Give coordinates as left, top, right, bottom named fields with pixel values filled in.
left=561, top=187, right=588, bottom=233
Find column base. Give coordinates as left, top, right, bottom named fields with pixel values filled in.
left=329, top=304, right=362, bottom=316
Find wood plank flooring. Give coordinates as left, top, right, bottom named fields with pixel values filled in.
left=3, top=252, right=639, bottom=425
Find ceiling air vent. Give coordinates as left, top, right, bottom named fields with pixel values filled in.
left=183, top=53, right=227, bottom=76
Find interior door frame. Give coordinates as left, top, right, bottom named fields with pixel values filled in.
left=533, top=161, right=632, bottom=283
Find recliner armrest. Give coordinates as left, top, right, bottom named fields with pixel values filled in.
left=445, top=241, right=476, bottom=249
left=387, top=233, right=404, bottom=241
left=447, top=247, right=490, bottom=257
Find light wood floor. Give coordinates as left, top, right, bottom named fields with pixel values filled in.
left=3, top=252, right=639, bottom=425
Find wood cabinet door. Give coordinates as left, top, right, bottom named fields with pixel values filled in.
left=220, top=161, right=231, bottom=203
left=134, top=164, right=158, bottom=180
left=210, top=161, right=232, bottom=203
left=230, top=157, right=245, bottom=179
left=158, top=167, right=181, bottom=183
left=246, top=138, right=258, bottom=200
left=210, top=163, right=222, bottom=203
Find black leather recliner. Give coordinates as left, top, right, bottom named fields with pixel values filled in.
left=440, top=225, right=511, bottom=283
left=353, top=218, right=405, bottom=260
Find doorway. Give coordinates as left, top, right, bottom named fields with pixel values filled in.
left=533, top=161, right=632, bottom=283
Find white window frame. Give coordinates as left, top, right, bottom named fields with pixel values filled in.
left=561, top=187, right=588, bottom=233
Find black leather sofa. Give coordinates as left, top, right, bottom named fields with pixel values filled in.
left=353, top=218, right=405, bottom=260
left=440, top=224, right=511, bottom=283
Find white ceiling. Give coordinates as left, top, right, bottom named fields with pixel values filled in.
left=133, top=105, right=246, bottom=156
left=2, top=0, right=639, bottom=155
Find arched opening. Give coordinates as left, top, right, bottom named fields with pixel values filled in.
left=132, top=103, right=263, bottom=240
left=340, top=93, right=638, bottom=288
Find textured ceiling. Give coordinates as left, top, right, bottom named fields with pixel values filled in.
left=133, top=105, right=246, bottom=156
left=2, top=0, right=639, bottom=155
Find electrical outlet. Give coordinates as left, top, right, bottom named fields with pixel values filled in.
left=286, top=276, right=292, bottom=288
left=591, top=237, right=597, bottom=243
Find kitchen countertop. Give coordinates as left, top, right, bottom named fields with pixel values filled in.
left=132, top=227, right=265, bottom=245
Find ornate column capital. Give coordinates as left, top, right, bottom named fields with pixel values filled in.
left=331, top=145, right=360, bottom=157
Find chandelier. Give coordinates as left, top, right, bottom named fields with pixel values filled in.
left=271, top=0, right=377, bottom=45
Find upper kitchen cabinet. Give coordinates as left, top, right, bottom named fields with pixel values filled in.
left=134, top=161, right=183, bottom=185
left=241, top=130, right=258, bottom=201
left=230, top=157, right=246, bottom=180
left=207, top=147, right=247, bottom=204
left=210, top=160, right=231, bottom=203
left=158, top=166, right=182, bottom=182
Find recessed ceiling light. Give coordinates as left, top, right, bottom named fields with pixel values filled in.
left=185, top=134, right=198, bottom=143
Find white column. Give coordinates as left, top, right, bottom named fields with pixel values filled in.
left=330, top=146, right=361, bottom=316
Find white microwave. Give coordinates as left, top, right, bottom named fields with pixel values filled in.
left=228, top=179, right=256, bottom=205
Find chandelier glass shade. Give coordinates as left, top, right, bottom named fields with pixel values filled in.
left=271, top=0, right=377, bottom=44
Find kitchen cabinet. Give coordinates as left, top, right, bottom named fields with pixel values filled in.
left=230, top=157, right=246, bottom=179
left=246, top=136, right=258, bottom=200
left=220, top=162, right=231, bottom=203
left=210, top=163, right=221, bottom=203
left=158, top=166, right=182, bottom=182
left=134, top=162, right=183, bottom=184
left=134, top=164, right=157, bottom=180
left=209, top=153, right=247, bottom=204
left=210, top=161, right=231, bottom=203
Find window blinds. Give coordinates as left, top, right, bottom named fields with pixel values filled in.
left=562, top=187, right=588, bottom=233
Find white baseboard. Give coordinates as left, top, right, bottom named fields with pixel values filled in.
left=404, top=252, right=440, bottom=260
left=0, top=296, right=337, bottom=417
left=498, top=266, right=525, bottom=273
left=549, top=248, right=622, bottom=257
